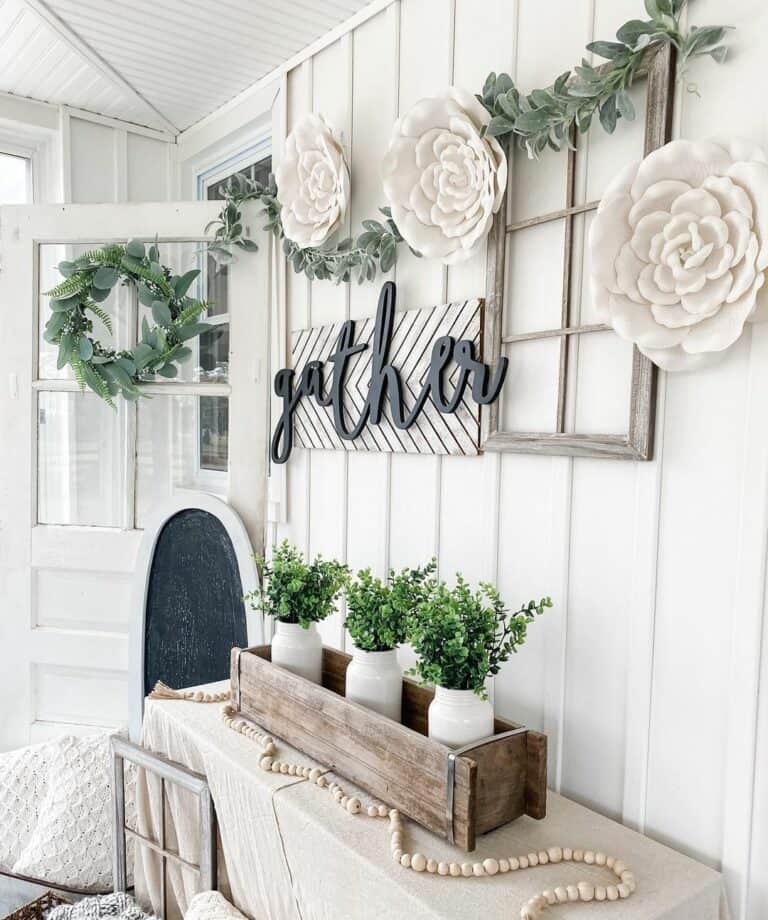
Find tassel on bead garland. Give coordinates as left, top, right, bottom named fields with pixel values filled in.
left=148, top=681, right=231, bottom=703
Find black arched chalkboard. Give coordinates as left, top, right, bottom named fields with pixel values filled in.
left=143, top=508, right=248, bottom=696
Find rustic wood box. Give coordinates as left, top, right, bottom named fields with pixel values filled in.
left=231, top=645, right=546, bottom=852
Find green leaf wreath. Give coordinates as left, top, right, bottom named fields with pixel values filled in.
left=210, top=0, right=731, bottom=286
left=44, top=239, right=212, bottom=404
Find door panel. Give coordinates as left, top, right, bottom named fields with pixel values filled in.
left=0, top=201, right=269, bottom=750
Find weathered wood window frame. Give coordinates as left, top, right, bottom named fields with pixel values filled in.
left=482, top=44, right=675, bottom=460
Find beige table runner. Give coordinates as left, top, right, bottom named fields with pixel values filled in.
left=135, top=683, right=728, bottom=920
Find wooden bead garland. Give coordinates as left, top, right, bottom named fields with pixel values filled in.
left=222, top=705, right=636, bottom=918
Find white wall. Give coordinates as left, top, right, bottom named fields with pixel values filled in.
left=263, top=1, right=768, bottom=917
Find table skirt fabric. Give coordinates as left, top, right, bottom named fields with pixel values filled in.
left=134, top=683, right=729, bottom=920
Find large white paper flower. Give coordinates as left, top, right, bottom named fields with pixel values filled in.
left=381, top=87, right=507, bottom=265
left=276, top=113, right=350, bottom=248
left=589, top=139, right=768, bottom=371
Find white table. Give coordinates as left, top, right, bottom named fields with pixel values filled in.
left=134, top=683, right=728, bottom=920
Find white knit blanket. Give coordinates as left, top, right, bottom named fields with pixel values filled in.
left=0, top=733, right=134, bottom=891
left=45, top=893, right=157, bottom=920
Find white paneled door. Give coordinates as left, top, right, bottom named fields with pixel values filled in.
left=0, top=202, right=270, bottom=750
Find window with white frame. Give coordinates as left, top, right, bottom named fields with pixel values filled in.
left=0, top=150, right=31, bottom=204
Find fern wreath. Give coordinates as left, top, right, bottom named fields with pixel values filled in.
left=44, top=239, right=212, bottom=405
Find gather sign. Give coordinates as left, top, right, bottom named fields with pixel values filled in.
left=270, top=282, right=508, bottom=464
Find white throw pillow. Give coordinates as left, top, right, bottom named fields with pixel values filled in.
left=12, top=733, right=124, bottom=891
left=0, top=738, right=60, bottom=871
left=185, top=892, right=249, bottom=920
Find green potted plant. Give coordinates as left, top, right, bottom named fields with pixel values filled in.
left=407, top=576, right=552, bottom=747
left=248, top=541, right=349, bottom=683
left=344, top=561, right=435, bottom=721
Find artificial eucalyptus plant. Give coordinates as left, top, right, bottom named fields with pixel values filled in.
left=248, top=541, right=350, bottom=630
left=406, top=577, right=552, bottom=697
left=345, top=561, right=437, bottom=653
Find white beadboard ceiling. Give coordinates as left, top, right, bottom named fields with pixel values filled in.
left=0, top=0, right=372, bottom=133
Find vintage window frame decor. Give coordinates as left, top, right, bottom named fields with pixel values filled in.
left=482, top=43, right=675, bottom=461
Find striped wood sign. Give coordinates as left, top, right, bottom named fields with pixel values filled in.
left=290, top=298, right=483, bottom=456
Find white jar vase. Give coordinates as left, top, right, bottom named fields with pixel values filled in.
left=428, top=686, right=494, bottom=748
left=345, top=648, right=402, bottom=721
left=271, top=621, right=322, bottom=683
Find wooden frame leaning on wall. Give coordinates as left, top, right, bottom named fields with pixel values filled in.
left=481, top=43, right=675, bottom=461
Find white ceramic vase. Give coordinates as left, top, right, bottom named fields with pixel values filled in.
left=345, top=648, right=402, bottom=721
left=271, top=621, right=322, bottom=683
left=428, top=686, right=494, bottom=748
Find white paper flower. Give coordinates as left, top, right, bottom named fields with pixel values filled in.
left=589, top=139, right=768, bottom=371
left=381, top=87, right=507, bottom=265
left=276, top=113, right=350, bottom=248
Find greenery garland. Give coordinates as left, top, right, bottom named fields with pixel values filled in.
left=211, top=0, right=731, bottom=285
left=44, top=240, right=211, bottom=403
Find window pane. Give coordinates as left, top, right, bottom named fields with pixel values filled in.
left=503, top=221, right=565, bottom=336
left=198, top=324, right=229, bottom=382
left=135, top=395, right=228, bottom=528
left=199, top=396, right=229, bottom=471
left=204, top=155, right=271, bottom=318
left=38, top=392, right=122, bottom=527
left=38, top=243, right=126, bottom=381
left=499, top=337, right=561, bottom=433
left=0, top=152, right=28, bottom=203
left=568, top=331, right=634, bottom=436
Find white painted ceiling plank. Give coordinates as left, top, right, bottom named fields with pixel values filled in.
left=21, top=0, right=180, bottom=131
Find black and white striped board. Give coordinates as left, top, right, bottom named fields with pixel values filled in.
left=290, top=298, right=483, bottom=456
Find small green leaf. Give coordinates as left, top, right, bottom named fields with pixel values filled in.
left=49, top=295, right=79, bottom=312
left=79, top=337, right=93, bottom=361
left=173, top=269, right=200, bottom=298
left=133, top=343, right=155, bottom=370
left=126, top=239, right=146, bottom=259
left=616, top=90, right=635, bottom=121
left=92, top=266, right=118, bottom=290
left=157, top=363, right=178, bottom=378
left=152, top=300, right=172, bottom=326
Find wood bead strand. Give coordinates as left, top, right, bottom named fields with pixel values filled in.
left=221, top=705, right=636, bottom=917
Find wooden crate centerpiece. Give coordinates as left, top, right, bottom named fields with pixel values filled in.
left=230, top=645, right=547, bottom=852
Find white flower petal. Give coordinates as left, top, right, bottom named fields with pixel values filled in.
left=616, top=243, right=646, bottom=303
left=588, top=192, right=632, bottom=292
left=723, top=211, right=751, bottom=263
left=629, top=139, right=733, bottom=200
left=638, top=263, right=679, bottom=305
left=727, top=160, right=768, bottom=269
left=631, top=211, right=669, bottom=261
left=628, top=180, right=691, bottom=227
left=727, top=235, right=758, bottom=302
left=609, top=293, right=688, bottom=349
left=682, top=274, right=760, bottom=354
left=680, top=271, right=733, bottom=315
left=702, top=175, right=754, bottom=220
left=639, top=342, right=721, bottom=372
left=651, top=302, right=716, bottom=328
left=670, top=187, right=722, bottom=218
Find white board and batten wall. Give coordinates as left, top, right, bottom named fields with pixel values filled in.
left=3, top=0, right=768, bottom=917
left=263, top=1, right=768, bottom=918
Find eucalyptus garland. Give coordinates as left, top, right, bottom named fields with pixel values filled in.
left=212, top=0, right=731, bottom=285
left=44, top=240, right=211, bottom=403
